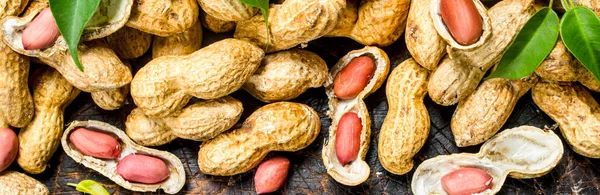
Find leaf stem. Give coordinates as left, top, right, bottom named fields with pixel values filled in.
left=549, top=0, right=554, bottom=9
left=66, top=183, right=78, bottom=187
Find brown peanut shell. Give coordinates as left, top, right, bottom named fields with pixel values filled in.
left=131, top=38, right=263, bottom=118
left=199, top=9, right=236, bottom=33
left=106, top=27, right=153, bottom=59
left=126, top=96, right=242, bottom=146
left=322, top=46, right=390, bottom=186
left=348, top=0, right=410, bottom=46
left=198, top=102, right=320, bottom=176
left=243, top=49, right=328, bottom=102
left=405, top=0, right=446, bottom=70
left=0, top=32, right=33, bottom=128
left=532, top=82, right=600, bottom=158
left=17, top=67, right=80, bottom=174
left=152, top=20, right=202, bottom=58
left=126, top=0, right=199, bottom=37
left=535, top=40, right=584, bottom=82
left=430, top=0, right=492, bottom=50
left=61, top=120, right=186, bottom=194
left=0, top=171, right=49, bottom=195
left=378, top=58, right=429, bottom=175
left=0, top=0, right=27, bottom=18
left=578, top=69, right=600, bottom=92
left=197, top=0, right=258, bottom=21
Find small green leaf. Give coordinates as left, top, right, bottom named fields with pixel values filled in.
left=487, top=8, right=560, bottom=80
left=238, top=0, right=271, bottom=50
left=49, top=0, right=102, bottom=72
left=561, top=6, right=600, bottom=83
left=67, top=180, right=110, bottom=195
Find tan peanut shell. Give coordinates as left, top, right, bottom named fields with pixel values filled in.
left=578, top=69, right=600, bottom=92
left=152, top=20, right=202, bottom=58
left=322, top=46, right=390, bottom=186
left=199, top=9, right=236, bottom=33
left=0, top=33, right=33, bottom=128
left=428, top=0, right=536, bottom=106
left=0, top=0, right=27, bottom=18
left=532, top=82, right=600, bottom=158
left=126, top=0, right=198, bottom=37
left=405, top=0, right=446, bottom=70
left=198, top=102, right=320, bottom=176
left=378, top=58, right=429, bottom=175
left=234, top=0, right=345, bottom=53
left=430, top=0, right=492, bottom=50
left=18, top=67, right=80, bottom=174
left=106, top=27, right=153, bottom=59
left=452, top=76, right=537, bottom=147
left=0, top=171, right=49, bottom=195
left=131, top=38, right=263, bottom=118
left=535, top=40, right=583, bottom=82
left=61, top=120, right=186, bottom=194
left=90, top=61, right=132, bottom=111
left=126, top=96, right=243, bottom=146
left=197, top=0, right=258, bottom=21
left=243, top=49, right=328, bottom=102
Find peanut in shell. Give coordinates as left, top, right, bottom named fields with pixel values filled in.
left=126, top=0, right=199, bottom=37
left=106, top=26, right=153, bottom=59
left=197, top=0, right=258, bottom=22
left=405, top=0, right=446, bottom=70
left=199, top=9, right=236, bottom=33
left=152, top=20, right=203, bottom=58
left=0, top=32, right=32, bottom=128
left=578, top=69, right=600, bottom=92
left=535, top=40, right=584, bottom=82
left=0, top=171, right=49, bottom=195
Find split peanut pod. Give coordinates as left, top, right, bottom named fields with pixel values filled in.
left=18, top=67, right=80, bottom=174
left=578, top=69, right=600, bottom=92
left=452, top=76, right=537, bottom=147
left=152, top=20, right=203, bottom=58
left=126, top=0, right=198, bottom=37
left=412, top=126, right=563, bottom=195
left=90, top=61, right=132, bottom=111
left=243, top=49, right=328, bottom=102
left=0, top=171, right=49, bottom=195
left=0, top=0, right=27, bottom=18
left=198, top=102, right=320, bottom=176
left=131, top=38, right=263, bottom=118
left=430, top=0, right=492, bottom=50
left=197, top=0, right=258, bottom=22
left=234, top=0, right=345, bottom=53
left=106, top=26, right=153, bottom=59
left=0, top=32, right=32, bottom=128
left=61, top=120, right=185, bottom=194
left=199, top=9, right=236, bottom=33
left=534, top=40, right=583, bottom=82
left=532, top=82, right=600, bottom=158
left=428, top=0, right=536, bottom=106
left=322, top=46, right=390, bottom=186
left=378, top=58, right=429, bottom=175
left=405, top=0, right=446, bottom=70
left=126, top=96, right=243, bottom=146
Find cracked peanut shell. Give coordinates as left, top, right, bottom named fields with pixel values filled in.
left=430, top=0, right=492, bottom=50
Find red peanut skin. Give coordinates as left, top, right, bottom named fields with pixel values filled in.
left=0, top=128, right=18, bottom=172
left=22, top=8, right=61, bottom=50
left=117, top=154, right=170, bottom=184
left=441, top=168, right=493, bottom=195
left=333, top=56, right=376, bottom=99
left=254, top=156, right=290, bottom=194
left=69, top=128, right=121, bottom=159
left=335, top=112, right=362, bottom=165
left=440, top=0, right=483, bottom=45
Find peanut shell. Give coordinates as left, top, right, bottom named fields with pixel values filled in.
left=535, top=40, right=584, bottom=82
left=197, top=0, right=258, bottom=21
left=430, top=0, right=492, bottom=50
left=126, top=0, right=199, bottom=37
left=0, top=171, right=49, bottom=195
left=378, top=58, right=429, bottom=175
left=405, top=0, right=446, bottom=70
left=0, top=0, right=27, bottom=18
left=83, top=0, right=134, bottom=40
left=0, top=31, right=32, bottom=128
left=152, top=20, right=202, bottom=58
left=322, top=46, right=390, bottom=186
left=199, top=9, right=236, bottom=33
left=106, top=27, right=153, bottom=59
left=198, top=102, right=320, bottom=176
left=243, top=49, right=328, bottom=102
left=578, top=69, right=600, bottom=92
left=62, top=120, right=186, bottom=194
left=126, top=96, right=242, bottom=146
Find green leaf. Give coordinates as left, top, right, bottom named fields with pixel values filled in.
left=561, top=6, right=600, bottom=83
left=487, top=8, right=560, bottom=80
left=49, top=0, right=102, bottom=72
left=66, top=180, right=110, bottom=195
left=238, top=0, right=271, bottom=50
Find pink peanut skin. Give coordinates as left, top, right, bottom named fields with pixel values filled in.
left=335, top=112, right=362, bottom=165
left=254, top=157, right=290, bottom=194
left=0, top=128, right=18, bottom=172
left=333, top=56, right=376, bottom=99
left=441, top=167, right=493, bottom=195
left=69, top=128, right=121, bottom=159
left=22, top=8, right=61, bottom=50
left=117, top=154, right=170, bottom=184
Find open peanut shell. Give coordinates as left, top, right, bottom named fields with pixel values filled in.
left=412, top=126, right=563, bottom=195
left=322, top=46, right=390, bottom=186
left=61, top=120, right=185, bottom=194
left=430, top=0, right=492, bottom=50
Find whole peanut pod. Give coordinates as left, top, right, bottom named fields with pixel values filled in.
left=198, top=102, right=320, bottom=176
left=378, top=58, right=430, bottom=175
left=126, top=96, right=243, bottom=146
left=106, top=27, right=153, bottom=59
left=131, top=38, right=263, bottom=118
left=197, top=0, right=258, bottom=21
left=578, top=69, right=600, bottom=92
left=243, top=49, right=328, bottom=102
left=0, top=128, right=18, bottom=172
left=199, top=9, right=236, bottom=33
left=90, top=61, right=132, bottom=111
left=405, top=0, right=446, bottom=70
left=452, top=76, right=538, bottom=147
left=532, top=82, right=600, bottom=158
left=0, top=171, right=49, bottom=195
left=126, top=0, right=199, bottom=36
left=152, top=20, right=203, bottom=58
left=535, top=40, right=584, bottom=82
left=18, top=67, right=80, bottom=174
left=0, top=31, right=33, bottom=128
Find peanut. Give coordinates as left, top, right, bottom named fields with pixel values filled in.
left=254, top=157, right=290, bottom=194
left=578, top=69, right=600, bottom=92
left=106, top=27, right=153, bottom=59
left=22, top=8, right=60, bottom=50
left=441, top=168, right=493, bottom=195
left=199, top=9, right=236, bottom=33
left=197, top=0, right=258, bottom=22
left=89, top=60, right=132, bottom=111
left=69, top=128, right=121, bottom=159
left=0, top=31, right=33, bottom=128
left=440, top=0, right=483, bottom=46
left=335, top=112, right=362, bottom=165
left=534, top=40, right=583, bottom=82
left=126, top=0, right=198, bottom=36
left=198, top=102, right=320, bottom=176
left=405, top=0, right=446, bottom=70
left=152, top=20, right=203, bottom=58
left=117, top=154, right=170, bottom=184
left=333, top=56, right=376, bottom=99
left=0, top=128, right=18, bottom=172
left=0, top=171, right=49, bottom=195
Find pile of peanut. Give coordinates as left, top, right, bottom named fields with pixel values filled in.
left=0, top=0, right=598, bottom=194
